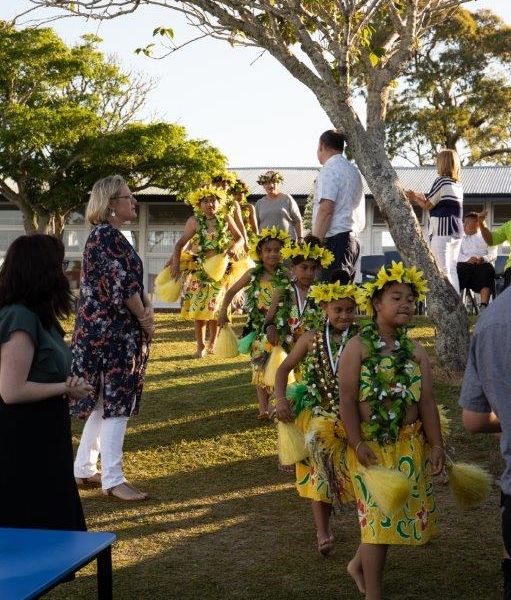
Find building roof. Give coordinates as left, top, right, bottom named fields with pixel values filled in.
left=135, top=165, right=511, bottom=199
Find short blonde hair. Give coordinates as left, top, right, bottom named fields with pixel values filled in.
left=436, top=149, right=461, bottom=181
left=86, top=175, right=126, bottom=225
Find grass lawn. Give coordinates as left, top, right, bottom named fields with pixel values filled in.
left=48, top=315, right=503, bottom=600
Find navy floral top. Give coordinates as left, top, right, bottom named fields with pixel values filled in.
left=70, top=224, right=149, bottom=419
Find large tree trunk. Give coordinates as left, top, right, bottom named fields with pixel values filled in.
left=331, top=109, right=469, bottom=371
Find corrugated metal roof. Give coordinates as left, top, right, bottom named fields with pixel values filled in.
left=135, top=165, right=511, bottom=198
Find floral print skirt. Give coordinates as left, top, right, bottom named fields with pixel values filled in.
left=347, top=420, right=437, bottom=545
left=181, top=271, right=226, bottom=321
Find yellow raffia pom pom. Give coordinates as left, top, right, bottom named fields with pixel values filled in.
left=203, top=254, right=229, bottom=282
left=447, top=462, right=491, bottom=510
left=306, top=414, right=345, bottom=455
left=154, top=267, right=172, bottom=288
left=156, top=278, right=182, bottom=303
left=263, top=345, right=294, bottom=388
left=308, top=282, right=360, bottom=305
left=180, top=250, right=198, bottom=272
left=357, top=261, right=429, bottom=316
left=281, top=242, right=334, bottom=268
left=248, top=226, right=291, bottom=260
left=186, top=186, right=228, bottom=210
left=277, top=421, right=308, bottom=465
left=362, top=466, right=413, bottom=515
left=437, top=404, right=451, bottom=443
left=214, top=325, right=240, bottom=359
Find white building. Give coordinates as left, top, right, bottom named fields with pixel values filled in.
left=1, top=165, right=510, bottom=301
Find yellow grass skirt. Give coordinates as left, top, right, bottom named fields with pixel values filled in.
left=180, top=271, right=226, bottom=321
left=347, top=420, right=437, bottom=545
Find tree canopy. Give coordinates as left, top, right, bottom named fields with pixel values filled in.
left=385, top=9, right=511, bottom=166
left=29, top=0, right=474, bottom=370
left=0, top=24, right=226, bottom=233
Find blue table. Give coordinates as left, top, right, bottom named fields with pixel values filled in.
left=0, top=528, right=116, bottom=599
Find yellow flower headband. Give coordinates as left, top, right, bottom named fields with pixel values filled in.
left=186, top=186, right=227, bottom=210
left=257, top=170, right=284, bottom=185
left=211, top=171, right=237, bottom=186
left=308, top=282, right=360, bottom=304
left=248, top=226, right=291, bottom=260
left=281, top=242, right=334, bottom=268
left=229, top=179, right=249, bottom=196
left=356, top=261, right=429, bottom=316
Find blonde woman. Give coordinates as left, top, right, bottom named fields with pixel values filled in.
left=406, top=149, right=464, bottom=292
left=71, top=175, right=153, bottom=502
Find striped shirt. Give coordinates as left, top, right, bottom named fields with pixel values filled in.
left=426, top=176, right=463, bottom=238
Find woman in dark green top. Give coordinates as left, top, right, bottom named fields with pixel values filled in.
left=0, top=235, right=91, bottom=530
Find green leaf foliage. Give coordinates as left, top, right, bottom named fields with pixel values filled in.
left=385, top=9, right=511, bottom=165
left=0, top=25, right=226, bottom=232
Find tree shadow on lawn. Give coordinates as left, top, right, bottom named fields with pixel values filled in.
left=54, top=458, right=503, bottom=600
left=122, top=405, right=271, bottom=451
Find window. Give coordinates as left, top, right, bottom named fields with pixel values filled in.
left=493, top=204, right=511, bottom=226
left=0, top=203, right=22, bottom=225
left=373, top=203, right=423, bottom=225
left=148, top=203, right=191, bottom=224
left=463, top=203, right=484, bottom=218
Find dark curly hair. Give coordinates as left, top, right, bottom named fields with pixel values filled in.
left=290, top=234, right=323, bottom=265
left=0, top=234, right=74, bottom=329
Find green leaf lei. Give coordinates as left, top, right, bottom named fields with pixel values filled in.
left=359, top=319, right=419, bottom=444
left=245, top=262, right=288, bottom=333
left=195, top=212, right=230, bottom=259
left=274, top=282, right=323, bottom=351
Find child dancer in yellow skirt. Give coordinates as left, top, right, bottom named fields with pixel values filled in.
left=274, top=282, right=360, bottom=555
left=171, top=186, right=242, bottom=358
left=264, top=235, right=332, bottom=357
left=339, top=262, right=444, bottom=599
left=218, top=227, right=289, bottom=419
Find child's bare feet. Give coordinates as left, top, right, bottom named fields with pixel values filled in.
left=317, top=535, right=334, bottom=556
left=347, top=557, right=365, bottom=594
left=195, top=346, right=205, bottom=358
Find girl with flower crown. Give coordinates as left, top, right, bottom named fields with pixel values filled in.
left=217, top=227, right=290, bottom=419
left=263, top=235, right=332, bottom=358
left=170, top=186, right=243, bottom=358
left=274, top=282, right=360, bottom=556
left=339, top=262, right=444, bottom=599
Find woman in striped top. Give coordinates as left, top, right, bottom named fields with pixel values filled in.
left=406, top=149, right=464, bottom=292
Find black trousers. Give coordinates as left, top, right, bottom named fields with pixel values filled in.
left=322, top=231, right=360, bottom=283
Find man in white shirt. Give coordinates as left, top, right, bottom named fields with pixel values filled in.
left=312, top=130, right=365, bottom=282
left=456, top=212, right=497, bottom=308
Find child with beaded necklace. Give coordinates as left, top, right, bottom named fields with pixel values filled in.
left=274, top=282, right=360, bottom=556
left=217, top=227, right=289, bottom=419
left=339, top=262, right=444, bottom=599
left=263, top=235, right=332, bottom=356
left=170, top=186, right=242, bottom=358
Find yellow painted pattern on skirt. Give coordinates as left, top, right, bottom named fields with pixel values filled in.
left=347, top=420, right=437, bottom=545
left=181, top=271, right=226, bottom=321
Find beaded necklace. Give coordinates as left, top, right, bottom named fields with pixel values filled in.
left=359, top=319, right=419, bottom=444
left=295, top=321, right=357, bottom=416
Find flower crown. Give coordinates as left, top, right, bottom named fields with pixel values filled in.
left=248, top=226, right=290, bottom=260
left=356, top=261, right=429, bottom=316
left=186, top=186, right=227, bottom=210
left=211, top=171, right=237, bottom=186
left=257, top=170, right=284, bottom=185
left=281, top=241, right=334, bottom=268
left=229, top=179, right=249, bottom=196
left=308, top=282, right=359, bottom=304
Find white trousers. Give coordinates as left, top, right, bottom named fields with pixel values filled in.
left=430, top=235, right=462, bottom=293
left=74, top=398, right=128, bottom=490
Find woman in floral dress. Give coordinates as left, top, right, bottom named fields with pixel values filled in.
left=72, top=175, right=154, bottom=502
